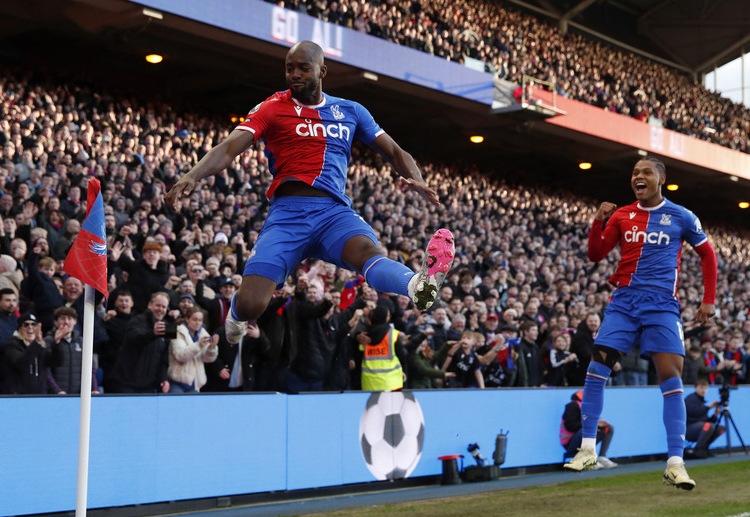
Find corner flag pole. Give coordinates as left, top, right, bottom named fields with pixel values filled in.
left=75, top=285, right=96, bottom=517
left=62, top=177, right=108, bottom=517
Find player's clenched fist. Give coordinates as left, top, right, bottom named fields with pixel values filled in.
left=594, top=201, right=617, bottom=221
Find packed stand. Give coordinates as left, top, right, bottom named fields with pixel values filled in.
left=0, top=69, right=748, bottom=396
left=269, top=0, right=749, bottom=155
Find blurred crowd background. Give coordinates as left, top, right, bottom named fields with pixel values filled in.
left=1, top=0, right=748, bottom=396
left=276, top=0, right=749, bottom=154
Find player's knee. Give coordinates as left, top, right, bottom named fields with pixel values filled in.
left=593, top=345, right=621, bottom=369
left=342, top=236, right=381, bottom=271
left=234, top=293, right=266, bottom=321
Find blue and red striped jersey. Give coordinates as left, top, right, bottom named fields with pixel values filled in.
left=236, top=90, right=384, bottom=206
left=588, top=198, right=708, bottom=297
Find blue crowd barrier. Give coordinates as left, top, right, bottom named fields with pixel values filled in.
left=1, top=386, right=747, bottom=515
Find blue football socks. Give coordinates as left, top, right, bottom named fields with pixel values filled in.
left=581, top=361, right=612, bottom=439
left=660, top=376, right=686, bottom=458
left=229, top=292, right=240, bottom=321
left=362, top=255, right=413, bottom=296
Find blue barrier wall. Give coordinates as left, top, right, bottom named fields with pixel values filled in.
left=1, top=386, right=747, bottom=515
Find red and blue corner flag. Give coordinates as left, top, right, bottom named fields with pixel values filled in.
left=63, top=178, right=108, bottom=298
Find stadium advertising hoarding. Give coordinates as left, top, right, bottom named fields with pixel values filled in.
left=3, top=387, right=748, bottom=515
left=131, top=0, right=494, bottom=105
left=532, top=89, right=750, bottom=179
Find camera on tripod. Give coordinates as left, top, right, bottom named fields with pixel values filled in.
left=718, top=368, right=737, bottom=408
left=712, top=375, right=748, bottom=456
left=718, top=385, right=730, bottom=407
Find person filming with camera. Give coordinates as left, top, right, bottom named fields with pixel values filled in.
left=684, top=377, right=726, bottom=458
left=109, top=292, right=176, bottom=393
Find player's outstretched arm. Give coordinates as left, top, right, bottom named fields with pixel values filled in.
left=693, top=240, right=718, bottom=324
left=165, top=129, right=255, bottom=211
left=371, top=133, right=440, bottom=206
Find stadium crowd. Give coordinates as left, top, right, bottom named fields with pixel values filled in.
left=270, top=0, right=750, bottom=155
left=1, top=31, right=749, bottom=395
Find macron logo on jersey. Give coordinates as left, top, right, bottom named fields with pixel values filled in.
left=624, top=225, right=670, bottom=245
left=295, top=119, right=351, bottom=140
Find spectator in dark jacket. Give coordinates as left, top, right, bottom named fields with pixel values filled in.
left=195, top=276, right=235, bottom=334
left=0, top=286, right=19, bottom=392
left=50, top=218, right=80, bottom=260
left=0, top=288, right=18, bottom=348
left=101, top=289, right=135, bottom=391
left=283, top=278, right=335, bottom=393
left=682, top=342, right=721, bottom=386
left=45, top=306, right=99, bottom=394
left=323, top=296, right=366, bottom=392
left=108, top=292, right=173, bottom=393
left=437, top=330, right=485, bottom=389
left=204, top=322, right=271, bottom=392
left=63, top=276, right=109, bottom=356
left=21, top=252, right=64, bottom=332
left=408, top=337, right=455, bottom=389
left=110, top=240, right=170, bottom=313
left=515, top=321, right=544, bottom=387
left=238, top=283, right=294, bottom=392
left=2, top=313, right=59, bottom=394
left=567, top=312, right=601, bottom=386
left=425, top=307, right=450, bottom=351
left=684, top=378, right=725, bottom=458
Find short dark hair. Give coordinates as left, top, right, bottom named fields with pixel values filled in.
left=114, top=289, right=133, bottom=300
left=53, top=306, right=78, bottom=320
left=638, top=156, right=666, bottom=177
left=371, top=305, right=390, bottom=325
left=0, top=288, right=16, bottom=298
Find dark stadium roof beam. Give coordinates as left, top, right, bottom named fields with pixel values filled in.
left=559, top=0, right=599, bottom=33
left=635, top=0, right=750, bottom=73
left=638, top=0, right=679, bottom=20
left=529, top=0, right=561, bottom=16
left=506, top=0, right=750, bottom=74
left=503, top=0, right=692, bottom=72
left=695, top=32, right=750, bottom=74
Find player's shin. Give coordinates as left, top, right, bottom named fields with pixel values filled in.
left=660, top=377, right=687, bottom=458
left=581, top=361, right=612, bottom=444
left=362, top=256, right=413, bottom=296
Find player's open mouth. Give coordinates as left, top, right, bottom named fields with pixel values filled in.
left=634, top=181, right=647, bottom=192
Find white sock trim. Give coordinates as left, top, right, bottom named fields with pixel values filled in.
left=362, top=257, right=386, bottom=285
left=406, top=273, right=418, bottom=296
left=667, top=456, right=684, bottom=466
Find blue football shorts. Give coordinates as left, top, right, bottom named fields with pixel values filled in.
left=595, top=286, right=685, bottom=357
left=242, top=196, right=379, bottom=287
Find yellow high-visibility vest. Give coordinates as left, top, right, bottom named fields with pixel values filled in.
left=361, top=328, right=403, bottom=392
